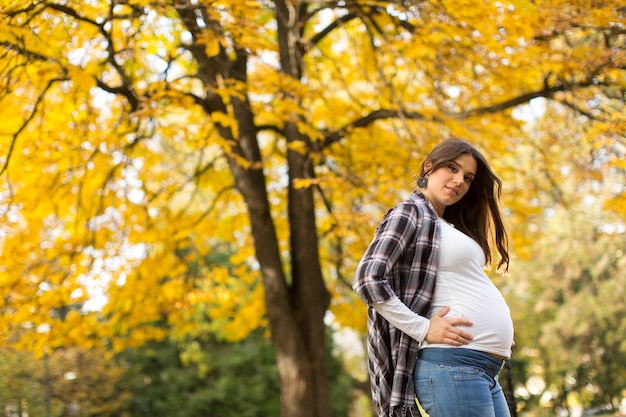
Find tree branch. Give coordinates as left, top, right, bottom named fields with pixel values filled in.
left=559, top=99, right=605, bottom=122
left=306, top=12, right=359, bottom=49
left=451, top=78, right=607, bottom=118
left=323, top=109, right=431, bottom=147
left=0, top=77, right=66, bottom=177
left=95, top=78, right=139, bottom=112
left=322, top=76, right=612, bottom=149
left=40, top=1, right=102, bottom=27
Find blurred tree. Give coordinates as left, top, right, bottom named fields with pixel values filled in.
left=116, top=327, right=353, bottom=417
left=0, top=347, right=48, bottom=416
left=117, top=330, right=282, bottom=417
left=0, top=1, right=623, bottom=416
left=0, top=344, right=128, bottom=417
left=520, top=213, right=626, bottom=406
left=506, top=98, right=626, bottom=414
left=513, top=213, right=626, bottom=412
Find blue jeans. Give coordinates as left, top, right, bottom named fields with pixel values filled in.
left=413, top=348, right=511, bottom=417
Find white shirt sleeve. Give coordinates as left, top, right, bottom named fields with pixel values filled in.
left=372, top=297, right=431, bottom=342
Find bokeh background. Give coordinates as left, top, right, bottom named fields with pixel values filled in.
left=0, top=1, right=624, bottom=416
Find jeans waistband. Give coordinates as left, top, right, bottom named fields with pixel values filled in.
left=418, top=348, right=504, bottom=378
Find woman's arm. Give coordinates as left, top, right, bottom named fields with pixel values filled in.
left=373, top=298, right=473, bottom=345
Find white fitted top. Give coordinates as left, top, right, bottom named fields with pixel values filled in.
left=420, top=219, right=514, bottom=357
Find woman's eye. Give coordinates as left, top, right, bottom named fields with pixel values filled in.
left=449, top=165, right=458, bottom=172
left=465, top=176, right=473, bottom=183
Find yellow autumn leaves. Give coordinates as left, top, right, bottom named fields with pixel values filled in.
left=0, top=0, right=623, bottom=363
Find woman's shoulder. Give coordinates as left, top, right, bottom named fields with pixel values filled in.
left=406, top=192, right=438, bottom=219
left=380, top=192, right=438, bottom=228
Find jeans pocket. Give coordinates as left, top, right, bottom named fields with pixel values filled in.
left=414, top=377, right=436, bottom=416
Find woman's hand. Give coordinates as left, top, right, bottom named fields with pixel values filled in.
left=425, top=306, right=473, bottom=346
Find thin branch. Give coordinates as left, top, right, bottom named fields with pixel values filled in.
left=321, top=75, right=613, bottom=149
left=559, top=99, right=604, bottom=122
left=323, top=109, right=431, bottom=147
left=306, top=12, right=359, bottom=49
left=255, top=123, right=283, bottom=136
left=0, top=77, right=66, bottom=177
left=0, top=41, right=55, bottom=63
left=189, top=184, right=237, bottom=229
left=451, top=78, right=607, bottom=118
left=40, top=1, right=101, bottom=27
left=95, top=78, right=139, bottom=113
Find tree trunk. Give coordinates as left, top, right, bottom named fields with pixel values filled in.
left=229, top=123, right=332, bottom=417
left=286, top=122, right=332, bottom=417
left=178, top=1, right=334, bottom=414
left=228, top=96, right=331, bottom=417
left=274, top=1, right=333, bottom=414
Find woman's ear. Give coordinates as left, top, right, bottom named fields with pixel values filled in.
left=423, top=160, right=432, bottom=174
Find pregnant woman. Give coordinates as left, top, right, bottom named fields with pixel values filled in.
left=353, top=138, right=513, bottom=417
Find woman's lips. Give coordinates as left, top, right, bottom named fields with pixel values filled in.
left=445, top=186, right=460, bottom=196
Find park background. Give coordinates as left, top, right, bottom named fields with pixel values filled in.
left=0, top=1, right=624, bottom=416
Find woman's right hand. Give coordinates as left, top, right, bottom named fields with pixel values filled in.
left=425, top=306, right=474, bottom=346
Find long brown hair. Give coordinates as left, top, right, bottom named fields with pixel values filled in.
left=418, top=138, right=510, bottom=272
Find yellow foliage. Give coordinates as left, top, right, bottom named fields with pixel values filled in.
left=293, top=177, right=322, bottom=189
left=0, top=0, right=623, bottom=361
left=286, top=139, right=308, bottom=155
left=197, top=30, right=223, bottom=58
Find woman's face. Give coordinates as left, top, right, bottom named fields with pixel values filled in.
left=421, top=153, right=477, bottom=217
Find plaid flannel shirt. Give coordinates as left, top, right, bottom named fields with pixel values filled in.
left=353, top=191, right=440, bottom=417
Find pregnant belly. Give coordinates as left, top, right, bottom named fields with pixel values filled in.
left=425, top=299, right=514, bottom=358
left=461, top=301, right=514, bottom=357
